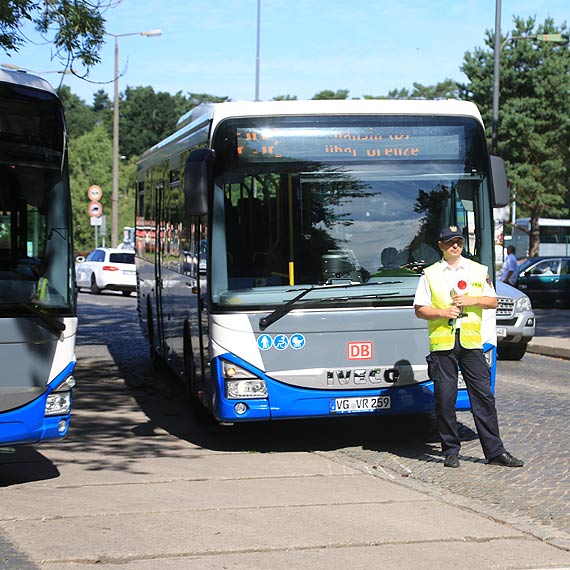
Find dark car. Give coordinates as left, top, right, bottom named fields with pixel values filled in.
left=516, top=256, right=570, bottom=307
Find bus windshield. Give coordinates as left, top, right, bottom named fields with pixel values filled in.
left=210, top=115, right=490, bottom=309
left=0, top=83, right=73, bottom=313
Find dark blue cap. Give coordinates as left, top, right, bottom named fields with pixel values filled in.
left=439, top=226, right=463, bottom=242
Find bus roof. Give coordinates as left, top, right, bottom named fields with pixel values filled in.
left=138, top=99, right=485, bottom=169
left=515, top=218, right=570, bottom=227
left=176, top=99, right=484, bottom=130
left=0, top=68, right=57, bottom=95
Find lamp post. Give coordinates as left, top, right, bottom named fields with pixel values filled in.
left=107, top=29, right=162, bottom=248
left=491, top=0, right=568, bottom=154
left=255, top=0, right=261, bottom=101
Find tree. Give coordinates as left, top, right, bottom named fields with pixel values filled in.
left=461, top=17, right=570, bottom=256
left=312, top=89, right=350, bottom=100
left=57, top=86, right=98, bottom=139
left=273, top=94, right=298, bottom=101
left=119, top=87, right=228, bottom=158
left=364, top=79, right=461, bottom=100
left=68, top=124, right=113, bottom=252
left=0, top=0, right=110, bottom=70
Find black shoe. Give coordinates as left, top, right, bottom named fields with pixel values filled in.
left=444, top=454, right=460, bottom=468
left=488, top=452, right=524, bottom=467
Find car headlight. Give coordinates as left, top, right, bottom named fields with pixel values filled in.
left=222, top=360, right=268, bottom=399
left=516, top=295, right=532, bottom=312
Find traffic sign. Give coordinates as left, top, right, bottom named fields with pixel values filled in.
left=88, top=185, right=103, bottom=201
left=88, top=201, right=103, bottom=217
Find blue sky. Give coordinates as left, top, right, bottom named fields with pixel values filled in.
left=2, top=0, right=568, bottom=105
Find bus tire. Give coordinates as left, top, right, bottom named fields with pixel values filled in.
left=90, top=275, right=101, bottom=295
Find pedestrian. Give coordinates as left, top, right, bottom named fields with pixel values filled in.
left=413, top=226, right=524, bottom=468
left=500, top=245, right=518, bottom=286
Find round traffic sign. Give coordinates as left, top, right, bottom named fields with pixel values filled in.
left=88, top=201, right=103, bottom=217
left=88, top=185, right=103, bottom=201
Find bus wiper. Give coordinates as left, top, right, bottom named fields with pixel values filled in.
left=319, top=292, right=401, bottom=302
left=10, top=302, right=66, bottom=336
left=258, top=280, right=403, bottom=331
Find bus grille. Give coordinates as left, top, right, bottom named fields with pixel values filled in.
left=497, top=297, right=515, bottom=318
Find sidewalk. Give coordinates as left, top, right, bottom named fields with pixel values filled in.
left=0, top=343, right=569, bottom=569
left=527, top=308, right=570, bottom=359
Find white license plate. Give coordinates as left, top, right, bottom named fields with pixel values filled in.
left=496, top=327, right=507, bottom=337
left=330, top=396, right=391, bottom=414
left=123, top=270, right=136, bottom=275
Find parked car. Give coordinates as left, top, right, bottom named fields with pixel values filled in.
left=516, top=256, right=570, bottom=307
left=495, top=281, right=535, bottom=360
left=76, top=248, right=136, bottom=296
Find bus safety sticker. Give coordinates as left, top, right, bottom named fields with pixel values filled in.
left=257, top=333, right=306, bottom=351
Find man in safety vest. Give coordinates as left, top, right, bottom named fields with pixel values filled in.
left=413, top=226, right=524, bottom=469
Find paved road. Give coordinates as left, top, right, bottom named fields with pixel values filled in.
left=71, top=294, right=570, bottom=542
left=0, top=292, right=569, bottom=569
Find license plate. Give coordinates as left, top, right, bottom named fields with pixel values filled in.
left=123, top=270, right=136, bottom=275
left=496, top=327, right=507, bottom=337
left=330, top=396, right=391, bottom=414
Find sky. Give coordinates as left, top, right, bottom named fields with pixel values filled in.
left=1, top=0, right=568, bottom=105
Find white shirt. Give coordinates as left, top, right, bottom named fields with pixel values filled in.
left=500, top=253, right=518, bottom=286
left=414, top=258, right=496, bottom=313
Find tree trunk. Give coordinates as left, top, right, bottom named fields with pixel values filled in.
left=529, top=214, right=540, bottom=257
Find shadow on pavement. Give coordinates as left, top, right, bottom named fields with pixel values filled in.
left=66, top=293, right=479, bottom=472
left=0, top=446, right=60, bottom=487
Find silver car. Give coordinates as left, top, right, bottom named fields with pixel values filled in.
left=495, top=281, right=535, bottom=360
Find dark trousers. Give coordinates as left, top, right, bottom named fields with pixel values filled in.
left=427, top=332, right=506, bottom=459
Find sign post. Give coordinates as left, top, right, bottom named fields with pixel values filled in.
left=88, top=185, right=103, bottom=248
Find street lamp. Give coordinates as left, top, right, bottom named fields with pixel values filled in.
left=491, top=0, right=569, bottom=154
left=255, top=0, right=261, bottom=101
left=107, top=29, right=162, bottom=248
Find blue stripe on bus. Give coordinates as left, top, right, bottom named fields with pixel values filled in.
left=0, top=360, right=76, bottom=445
left=209, top=349, right=496, bottom=422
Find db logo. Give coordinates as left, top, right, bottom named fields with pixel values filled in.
left=347, top=341, right=373, bottom=360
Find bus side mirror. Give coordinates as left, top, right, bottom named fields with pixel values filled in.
left=490, top=156, right=509, bottom=207
left=184, top=148, right=215, bottom=216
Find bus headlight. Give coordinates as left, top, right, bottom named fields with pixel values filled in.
left=45, top=392, right=71, bottom=416
left=226, top=379, right=267, bottom=399
left=222, top=360, right=268, bottom=399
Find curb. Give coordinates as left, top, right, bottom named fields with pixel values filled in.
left=527, top=343, right=570, bottom=360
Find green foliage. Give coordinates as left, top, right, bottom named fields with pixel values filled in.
left=461, top=16, right=570, bottom=255
left=311, top=89, right=350, bottom=100
left=57, top=85, right=98, bottom=139
left=68, top=124, right=113, bottom=252
left=273, top=94, right=298, bottom=101
left=0, top=0, right=107, bottom=70
left=364, top=79, right=461, bottom=100
left=119, top=87, right=228, bottom=158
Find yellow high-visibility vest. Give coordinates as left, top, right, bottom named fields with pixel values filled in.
left=424, top=260, right=487, bottom=351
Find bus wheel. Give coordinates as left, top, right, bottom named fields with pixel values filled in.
left=90, top=275, right=101, bottom=295
left=122, top=290, right=132, bottom=296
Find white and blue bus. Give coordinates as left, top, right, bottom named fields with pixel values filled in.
left=135, top=100, right=508, bottom=424
left=0, top=69, right=77, bottom=445
left=511, top=217, right=570, bottom=257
